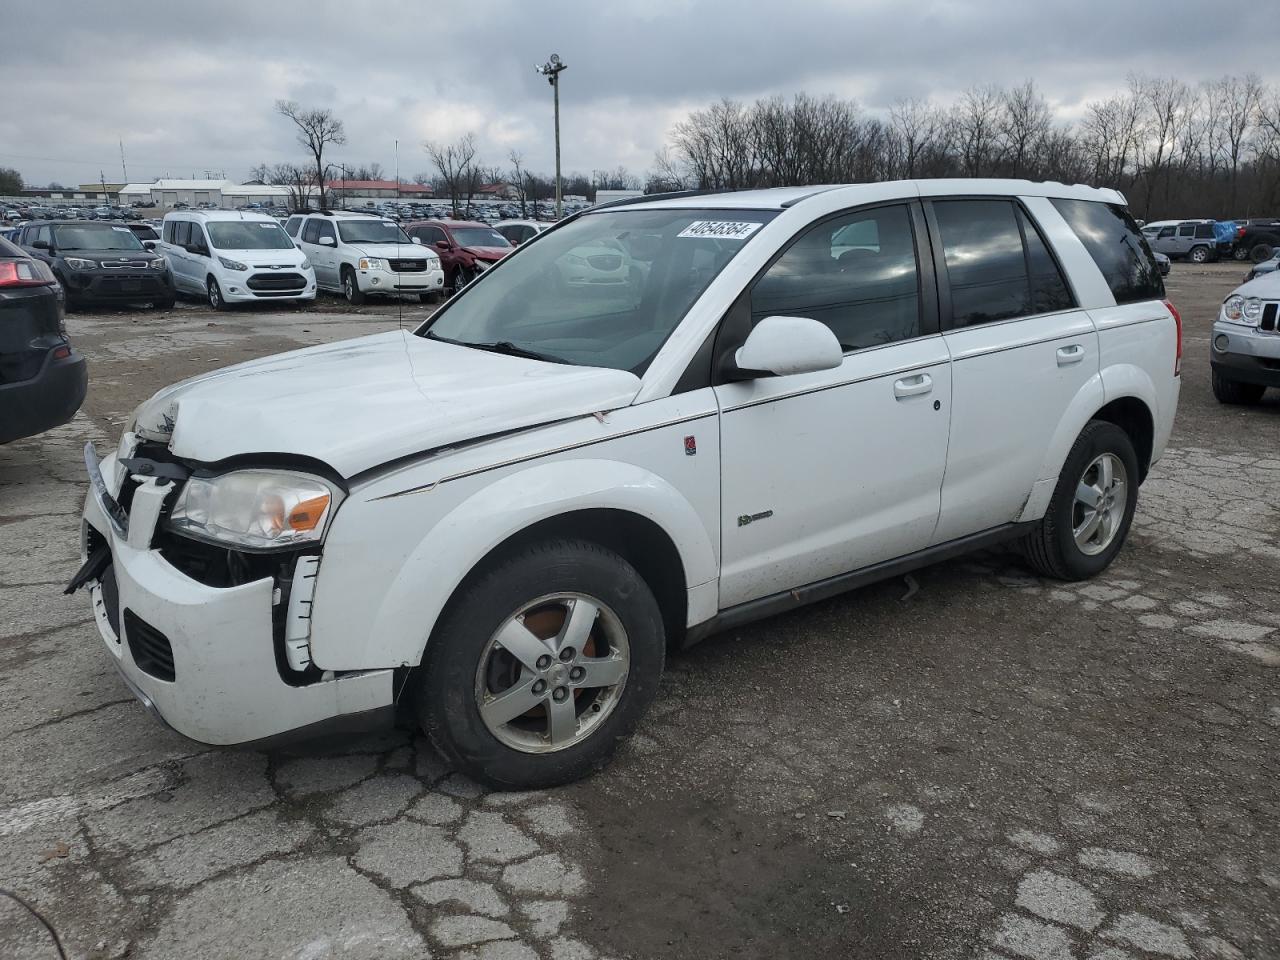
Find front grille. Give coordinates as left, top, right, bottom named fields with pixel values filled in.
left=247, top=272, right=306, bottom=291
left=97, top=275, right=163, bottom=294
left=99, top=259, right=151, bottom=269
left=1261, top=302, right=1277, bottom=332
left=587, top=254, right=622, bottom=271
left=388, top=259, right=428, bottom=272
left=124, top=609, right=175, bottom=681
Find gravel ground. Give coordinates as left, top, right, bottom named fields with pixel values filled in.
left=1, top=266, right=1277, bottom=960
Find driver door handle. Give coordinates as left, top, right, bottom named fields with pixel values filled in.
left=893, top=372, right=933, bottom=399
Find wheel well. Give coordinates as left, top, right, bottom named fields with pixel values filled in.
left=459, top=509, right=689, bottom=649
left=1092, top=397, right=1154, bottom=482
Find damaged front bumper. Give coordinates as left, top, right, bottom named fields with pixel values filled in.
left=75, top=442, right=396, bottom=746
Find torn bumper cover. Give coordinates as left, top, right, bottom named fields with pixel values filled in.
left=73, top=443, right=395, bottom=746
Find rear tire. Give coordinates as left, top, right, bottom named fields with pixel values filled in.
left=1212, top=368, right=1266, bottom=405
left=342, top=268, right=366, bottom=305
left=1021, top=421, right=1140, bottom=582
left=416, top=538, right=665, bottom=790
left=1250, top=243, right=1274, bottom=264
left=419, top=291, right=440, bottom=304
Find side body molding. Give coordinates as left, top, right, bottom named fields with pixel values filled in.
left=308, top=458, right=719, bottom=671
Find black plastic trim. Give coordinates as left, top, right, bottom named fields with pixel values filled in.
left=685, top=522, right=1032, bottom=645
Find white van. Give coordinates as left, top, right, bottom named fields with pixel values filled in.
left=160, top=210, right=316, bottom=309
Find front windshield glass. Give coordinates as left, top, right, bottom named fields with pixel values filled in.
left=337, top=219, right=409, bottom=244
left=207, top=221, right=295, bottom=250
left=53, top=224, right=145, bottom=251
left=450, top=226, right=511, bottom=248
left=421, top=208, right=776, bottom=374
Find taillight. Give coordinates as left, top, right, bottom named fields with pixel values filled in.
left=52, top=345, right=71, bottom=360
left=1164, top=299, right=1182, bottom=375
left=0, top=259, right=55, bottom=287
left=1237, top=225, right=1247, bottom=238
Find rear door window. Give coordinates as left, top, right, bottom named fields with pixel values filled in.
left=172, top=221, right=190, bottom=247
left=1050, top=198, right=1164, bottom=304
left=931, top=199, right=1030, bottom=326
left=1194, top=224, right=1215, bottom=239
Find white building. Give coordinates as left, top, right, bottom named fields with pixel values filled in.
left=118, top=179, right=292, bottom=209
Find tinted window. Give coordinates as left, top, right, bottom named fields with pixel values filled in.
left=172, top=221, right=190, bottom=247
left=932, top=199, right=1029, bottom=326
left=1194, top=224, right=1214, bottom=239
left=301, top=219, right=320, bottom=243
left=752, top=204, right=920, bottom=350
left=1018, top=209, right=1075, bottom=314
left=1177, top=224, right=1195, bottom=237
left=285, top=216, right=303, bottom=237
left=1051, top=199, right=1164, bottom=304
left=162, top=220, right=174, bottom=243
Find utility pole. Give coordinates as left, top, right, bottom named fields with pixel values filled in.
left=119, top=138, right=127, bottom=182
left=535, top=54, right=568, bottom=219
left=100, top=170, right=108, bottom=205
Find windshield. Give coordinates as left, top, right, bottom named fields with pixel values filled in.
left=421, top=208, right=775, bottom=374
left=450, top=226, right=511, bottom=249
left=53, top=224, right=145, bottom=251
left=337, top=219, right=409, bottom=244
left=207, top=221, right=295, bottom=250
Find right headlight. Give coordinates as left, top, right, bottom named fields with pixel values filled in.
left=167, top=470, right=343, bottom=550
left=358, top=257, right=387, bottom=271
left=65, top=257, right=98, bottom=270
left=1223, top=295, right=1246, bottom=322
left=218, top=256, right=249, bottom=271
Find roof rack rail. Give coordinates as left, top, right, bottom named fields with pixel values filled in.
left=589, top=188, right=740, bottom=212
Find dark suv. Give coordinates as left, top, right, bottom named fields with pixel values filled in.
left=0, top=235, right=88, bottom=444
left=402, top=219, right=513, bottom=290
left=1234, top=219, right=1280, bottom=264
left=18, top=220, right=175, bottom=310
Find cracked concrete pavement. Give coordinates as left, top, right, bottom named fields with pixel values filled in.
left=1, top=267, right=1277, bottom=959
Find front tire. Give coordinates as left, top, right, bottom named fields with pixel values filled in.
left=1233, top=245, right=1250, bottom=262
left=207, top=276, right=230, bottom=311
left=1188, top=245, right=1210, bottom=264
left=342, top=268, right=366, bottom=305
left=1021, top=421, right=1140, bottom=581
left=416, top=539, right=665, bottom=790
left=154, top=295, right=176, bottom=310
left=1212, top=368, right=1266, bottom=405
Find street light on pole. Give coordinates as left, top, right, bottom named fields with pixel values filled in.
left=535, top=53, right=567, bottom=219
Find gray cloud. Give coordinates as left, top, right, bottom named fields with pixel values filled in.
left=3, top=0, right=1273, bottom=187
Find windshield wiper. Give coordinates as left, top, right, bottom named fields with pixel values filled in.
left=426, top=332, right=565, bottom=364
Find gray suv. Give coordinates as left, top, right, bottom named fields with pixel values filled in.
left=1149, top=221, right=1219, bottom=263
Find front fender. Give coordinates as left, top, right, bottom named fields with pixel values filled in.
left=308, top=458, right=718, bottom=670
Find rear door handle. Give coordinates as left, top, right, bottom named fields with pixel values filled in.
left=1056, top=344, right=1085, bottom=366
left=893, top=372, right=933, bottom=399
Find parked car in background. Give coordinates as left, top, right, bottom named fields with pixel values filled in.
left=1243, top=248, right=1280, bottom=282
left=1148, top=220, right=1221, bottom=263
left=0, top=234, right=87, bottom=444
left=126, top=223, right=161, bottom=244
left=1211, top=271, right=1280, bottom=403
left=72, top=180, right=1179, bottom=788
left=1234, top=219, right=1280, bottom=264
left=494, top=220, right=550, bottom=245
left=1153, top=251, right=1171, bottom=276
left=18, top=220, right=175, bottom=310
left=292, top=211, right=444, bottom=304
left=403, top=219, right=512, bottom=290
left=159, top=210, right=317, bottom=309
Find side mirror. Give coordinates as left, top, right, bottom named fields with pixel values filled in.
left=32, top=239, right=49, bottom=250
left=731, top=315, right=843, bottom=379
left=319, top=236, right=336, bottom=246
left=143, top=240, right=157, bottom=251
left=435, top=240, right=451, bottom=250
left=411, top=236, right=422, bottom=245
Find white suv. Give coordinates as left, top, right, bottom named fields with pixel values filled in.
left=73, top=180, right=1180, bottom=789
left=288, top=211, right=445, bottom=304
left=160, top=210, right=316, bottom=308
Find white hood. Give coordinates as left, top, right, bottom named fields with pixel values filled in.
left=1236, top=270, right=1280, bottom=297
left=136, top=331, right=641, bottom=477
left=346, top=242, right=431, bottom=258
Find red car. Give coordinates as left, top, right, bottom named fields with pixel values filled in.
left=403, top=219, right=513, bottom=291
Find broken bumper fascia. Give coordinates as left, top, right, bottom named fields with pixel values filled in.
left=81, top=446, right=396, bottom=746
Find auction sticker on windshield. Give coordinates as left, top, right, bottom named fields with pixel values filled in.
left=677, top=220, right=763, bottom=240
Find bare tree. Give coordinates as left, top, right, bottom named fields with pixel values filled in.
left=1219, top=74, right=1263, bottom=212
left=508, top=151, right=530, bottom=217
left=998, top=80, right=1052, bottom=178
left=275, top=100, right=346, bottom=210
left=425, top=134, right=479, bottom=215
left=889, top=98, right=946, bottom=178
left=954, top=85, right=1003, bottom=177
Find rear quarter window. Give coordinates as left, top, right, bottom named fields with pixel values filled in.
left=1050, top=199, right=1164, bottom=305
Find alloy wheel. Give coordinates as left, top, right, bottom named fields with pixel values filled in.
left=474, top=593, right=630, bottom=754
left=1072, top=453, right=1128, bottom=556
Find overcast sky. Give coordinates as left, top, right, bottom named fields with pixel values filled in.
left=5, top=0, right=1275, bottom=189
